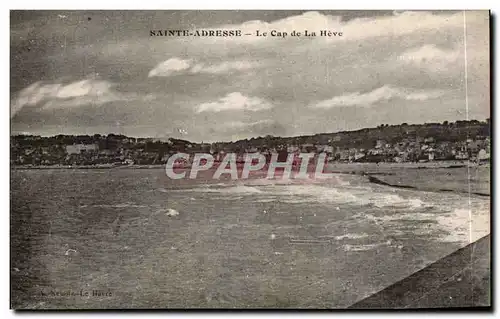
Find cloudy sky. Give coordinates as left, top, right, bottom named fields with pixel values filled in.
left=10, top=10, right=489, bottom=142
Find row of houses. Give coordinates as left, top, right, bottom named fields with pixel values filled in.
left=11, top=134, right=491, bottom=166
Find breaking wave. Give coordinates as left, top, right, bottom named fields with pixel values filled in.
left=163, top=174, right=490, bottom=246
left=353, top=202, right=490, bottom=245
left=185, top=181, right=432, bottom=211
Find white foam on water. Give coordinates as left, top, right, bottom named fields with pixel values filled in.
left=280, top=198, right=310, bottom=204
left=165, top=208, right=179, bottom=216
left=255, top=198, right=276, bottom=203
left=334, top=233, right=370, bottom=240
left=154, top=207, right=180, bottom=216
left=370, top=194, right=426, bottom=209
left=274, top=211, right=288, bottom=215
left=209, top=195, right=244, bottom=200
left=113, top=203, right=148, bottom=208
left=178, top=177, right=490, bottom=246
left=408, top=198, right=426, bottom=209
left=186, top=181, right=432, bottom=211
left=354, top=199, right=490, bottom=245
left=81, top=203, right=148, bottom=208
left=343, top=242, right=386, bottom=252
left=436, top=205, right=490, bottom=243
left=333, top=175, right=351, bottom=186
left=206, top=182, right=233, bottom=187
left=245, top=178, right=294, bottom=186
left=245, top=175, right=351, bottom=186
left=262, top=184, right=430, bottom=210
left=192, top=185, right=263, bottom=195
left=358, top=212, right=438, bottom=223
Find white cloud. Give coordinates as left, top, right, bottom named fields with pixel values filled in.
left=11, top=78, right=144, bottom=117
left=309, top=85, right=445, bottom=109
left=149, top=58, right=260, bottom=77
left=397, top=44, right=461, bottom=70
left=226, top=119, right=275, bottom=128
left=56, top=79, right=114, bottom=98
left=198, top=11, right=465, bottom=44
left=195, top=92, right=273, bottom=113
left=191, top=61, right=260, bottom=74
left=405, top=91, right=446, bottom=101
left=148, top=58, right=191, bottom=77
left=342, top=11, right=463, bottom=41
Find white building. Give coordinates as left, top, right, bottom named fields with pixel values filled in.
left=317, top=145, right=334, bottom=153
left=287, top=145, right=300, bottom=153
left=65, top=144, right=98, bottom=155
left=478, top=149, right=490, bottom=161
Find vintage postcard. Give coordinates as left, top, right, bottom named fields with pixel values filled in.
left=10, top=10, right=490, bottom=309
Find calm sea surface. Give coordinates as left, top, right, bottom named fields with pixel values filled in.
left=10, top=167, right=490, bottom=309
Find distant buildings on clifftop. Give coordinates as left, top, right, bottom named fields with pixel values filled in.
left=10, top=120, right=491, bottom=167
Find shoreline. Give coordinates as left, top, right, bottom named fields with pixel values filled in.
left=366, top=175, right=490, bottom=198
left=10, top=160, right=489, bottom=171
left=11, top=161, right=490, bottom=197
